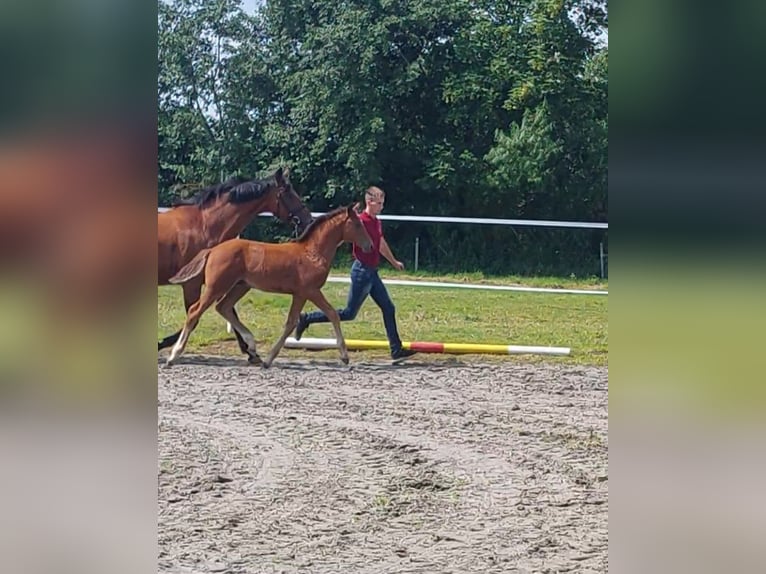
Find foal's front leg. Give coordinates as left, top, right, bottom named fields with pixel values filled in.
left=263, top=295, right=306, bottom=368
left=307, top=290, right=348, bottom=365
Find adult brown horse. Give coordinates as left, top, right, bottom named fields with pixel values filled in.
left=158, top=167, right=313, bottom=351
left=164, top=205, right=372, bottom=368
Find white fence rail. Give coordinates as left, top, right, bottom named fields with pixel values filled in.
left=325, top=276, right=606, bottom=296
left=160, top=207, right=607, bottom=230
left=159, top=207, right=608, bottom=281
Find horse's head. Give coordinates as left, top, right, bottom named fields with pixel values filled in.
left=270, top=167, right=313, bottom=235
left=343, top=205, right=373, bottom=252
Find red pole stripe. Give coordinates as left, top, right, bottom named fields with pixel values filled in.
left=407, top=341, right=445, bottom=353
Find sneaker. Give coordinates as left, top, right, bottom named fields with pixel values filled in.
left=391, top=348, right=417, bottom=364
left=294, top=313, right=309, bottom=340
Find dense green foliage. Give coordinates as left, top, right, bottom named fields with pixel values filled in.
left=159, top=0, right=607, bottom=276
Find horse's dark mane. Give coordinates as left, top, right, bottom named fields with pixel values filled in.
left=292, top=205, right=349, bottom=243
left=172, top=175, right=274, bottom=208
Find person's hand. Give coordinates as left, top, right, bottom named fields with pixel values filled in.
left=393, top=260, right=405, bottom=271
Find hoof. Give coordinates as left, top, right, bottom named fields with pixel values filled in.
left=341, top=356, right=349, bottom=365
left=247, top=354, right=263, bottom=365
left=163, top=360, right=174, bottom=369
left=261, top=361, right=272, bottom=369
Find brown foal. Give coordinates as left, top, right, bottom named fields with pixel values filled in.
left=165, top=205, right=372, bottom=368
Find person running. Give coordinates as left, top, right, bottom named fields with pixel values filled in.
left=294, top=186, right=417, bottom=363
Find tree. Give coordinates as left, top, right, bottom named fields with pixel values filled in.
left=157, top=0, right=608, bottom=275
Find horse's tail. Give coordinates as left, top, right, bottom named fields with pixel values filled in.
left=169, top=249, right=210, bottom=284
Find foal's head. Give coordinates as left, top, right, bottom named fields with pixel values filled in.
left=342, top=206, right=373, bottom=252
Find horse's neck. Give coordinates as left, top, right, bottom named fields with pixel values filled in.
left=305, top=217, right=346, bottom=267
left=201, top=198, right=269, bottom=244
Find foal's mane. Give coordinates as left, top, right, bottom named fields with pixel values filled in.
left=172, top=174, right=275, bottom=208
left=291, top=205, right=349, bottom=243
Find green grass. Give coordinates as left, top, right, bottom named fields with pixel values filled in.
left=158, top=274, right=607, bottom=366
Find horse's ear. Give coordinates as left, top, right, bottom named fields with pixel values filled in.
left=274, top=167, right=284, bottom=183
left=352, top=202, right=362, bottom=213
left=283, top=166, right=291, bottom=181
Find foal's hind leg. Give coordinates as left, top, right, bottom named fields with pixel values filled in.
left=229, top=307, right=250, bottom=354
left=263, top=295, right=306, bottom=368
left=158, top=276, right=203, bottom=351
left=165, top=286, right=220, bottom=367
left=215, top=281, right=261, bottom=365
left=217, top=281, right=250, bottom=355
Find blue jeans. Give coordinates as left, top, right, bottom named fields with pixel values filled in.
left=303, top=260, right=403, bottom=353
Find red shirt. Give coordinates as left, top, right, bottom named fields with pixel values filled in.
left=353, top=211, right=383, bottom=268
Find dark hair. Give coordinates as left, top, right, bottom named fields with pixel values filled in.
left=172, top=175, right=273, bottom=208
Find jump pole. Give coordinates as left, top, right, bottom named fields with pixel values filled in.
left=284, top=337, right=570, bottom=356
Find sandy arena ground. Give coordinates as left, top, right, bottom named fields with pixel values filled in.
left=158, top=355, right=608, bottom=574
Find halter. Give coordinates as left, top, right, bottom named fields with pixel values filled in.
left=276, top=187, right=308, bottom=236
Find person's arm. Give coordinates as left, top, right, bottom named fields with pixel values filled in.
left=380, top=237, right=404, bottom=270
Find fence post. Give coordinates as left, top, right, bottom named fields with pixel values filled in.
left=599, top=242, right=605, bottom=279
left=414, top=237, right=419, bottom=271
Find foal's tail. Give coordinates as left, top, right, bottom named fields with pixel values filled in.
left=169, top=249, right=210, bottom=284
